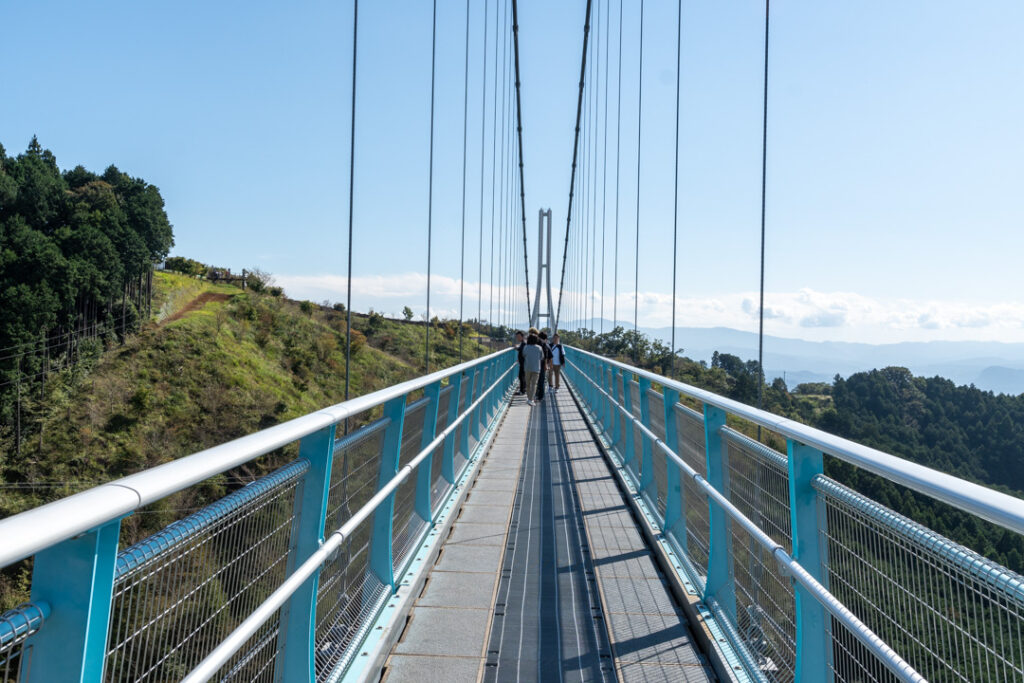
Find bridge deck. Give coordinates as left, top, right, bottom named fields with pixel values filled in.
left=383, top=385, right=716, bottom=682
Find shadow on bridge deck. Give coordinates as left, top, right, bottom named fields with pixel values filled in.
left=382, top=385, right=717, bottom=683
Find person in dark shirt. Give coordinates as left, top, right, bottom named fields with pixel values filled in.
left=514, top=330, right=526, bottom=394
left=536, top=331, right=552, bottom=401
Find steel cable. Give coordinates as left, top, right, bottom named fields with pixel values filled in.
left=425, top=0, right=438, bottom=372
left=670, top=0, right=682, bottom=376
left=633, top=0, right=644, bottom=363
left=478, top=0, right=490, bottom=352
left=553, top=0, right=594, bottom=333
left=757, top=0, right=771, bottom=415
left=458, top=0, right=470, bottom=362
left=344, top=0, right=358, bottom=404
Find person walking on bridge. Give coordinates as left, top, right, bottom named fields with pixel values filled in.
left=536, top=331, right=552, bottom=401
left=549, top=334, right=565, bottom=391
left=514, top=330, right=526, bottom=395
left=522, top=334, right=543, bottom=406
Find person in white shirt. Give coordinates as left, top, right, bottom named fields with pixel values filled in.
left=549, top=334, right=565, bottom=391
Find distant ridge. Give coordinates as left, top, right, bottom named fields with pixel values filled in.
left=559, top=319, right=1024, bottom=395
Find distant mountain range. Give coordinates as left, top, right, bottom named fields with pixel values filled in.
left=563, top=319, right=1024, bottom=395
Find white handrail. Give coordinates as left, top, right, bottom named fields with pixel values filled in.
left=569, top=345, right=1024, bottom=537
left=0, top=348, right=513, bottom=569
left=182, top=362, right=515, bottom=682
left=567, top=357, right=926, bottom=683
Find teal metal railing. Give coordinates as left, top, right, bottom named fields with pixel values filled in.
left=564, top=346, right=1024, bottom=683
left=0, top=348, right=516, bottom=683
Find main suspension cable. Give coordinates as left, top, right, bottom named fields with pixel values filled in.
left=511, top=0, right=531, bottom=320
left=554, top=0, right=594, bottom=332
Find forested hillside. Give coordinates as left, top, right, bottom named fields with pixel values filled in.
left=0, top=269, right=490, bottom=607
left=0, top=137, right=173, bottom=455
left=562, top=326, right=1024, bottom=573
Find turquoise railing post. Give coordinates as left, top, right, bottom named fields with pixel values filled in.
left=416, top=381, right=442, bottom=522
left=370, top=395, right=408, bottom=588
left=638, top=376, right=655, bottom=506
left=470, top=366, right=483, bottom=442
left=442, top=373, right=463, bottom=484
left=23, top=519, right=121, bottom=681
left=611, top=367, right=623, bottom=456
left=595, top=359, right=609, bottom=433
left=662, top=388, right=686, bottom=552
left=787, top=438, right=833, bottom=681
left=603, top=361, right=615, bottom=435
left=275, top=424, right=336, bottom=681
left=459, top=370, right=477, bottom=474
left=621, top=371, right=636, bottom=478
left=703, top=405, right=737, bottom=620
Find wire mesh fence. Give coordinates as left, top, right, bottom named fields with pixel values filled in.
left=393, top=399, right=429, bottom=575
left=430, top=386, right=454, bottom=509
left=673, top=403, right=711, bottom=585
left=816, top=475, right=1024, bottom=683
left=723, top=429, right=796, bottom=681
left=0, top=604, right=45, bottom=683
left=105, top=462, right=305, bottom=682
left=314, top=416, right=389, bottom=679
left=647, top=388, right=668, bottom=518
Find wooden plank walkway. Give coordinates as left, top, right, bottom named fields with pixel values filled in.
left=382, top=385, right=716, bottom=683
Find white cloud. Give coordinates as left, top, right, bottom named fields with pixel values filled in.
left=275, top=272, right=1024, bottom=343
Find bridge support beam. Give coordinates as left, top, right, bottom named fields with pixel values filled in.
left=275, top=424, right=336, bottom=682
left=787, top=439, right=833, bottom=682
left=23, top=518, right=121, bottom=682
left=703, top=405, right=737, bottom=621
left=370, top=396, right=408, bottom=589
left=416, top=381, right=442, bottom=522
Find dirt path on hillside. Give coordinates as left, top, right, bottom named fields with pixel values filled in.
left=162, top=292, right=231, bottom=325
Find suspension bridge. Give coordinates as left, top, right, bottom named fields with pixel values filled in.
left=3, top=1, right=1024, bottom=682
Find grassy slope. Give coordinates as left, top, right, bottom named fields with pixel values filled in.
left=0, top=273, right=494, bottom=606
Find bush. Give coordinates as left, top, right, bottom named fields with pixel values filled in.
left=299, top=301, right=315, bottom=317
left=164, top=256, right=206, bottom=277
left=245, top=268, right=273, bottom=293
left=267, top=286, right=283, bottom=297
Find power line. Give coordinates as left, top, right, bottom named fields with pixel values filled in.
left=554, top=0, right=594, bottom=332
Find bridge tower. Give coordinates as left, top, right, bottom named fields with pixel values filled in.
left=531, top=208, right=555, bottom=331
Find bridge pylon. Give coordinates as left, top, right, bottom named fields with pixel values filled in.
left=530, top=208, right=555, bottom=331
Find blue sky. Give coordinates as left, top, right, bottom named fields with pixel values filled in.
left=4, top=1, right=1023, bottom=343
